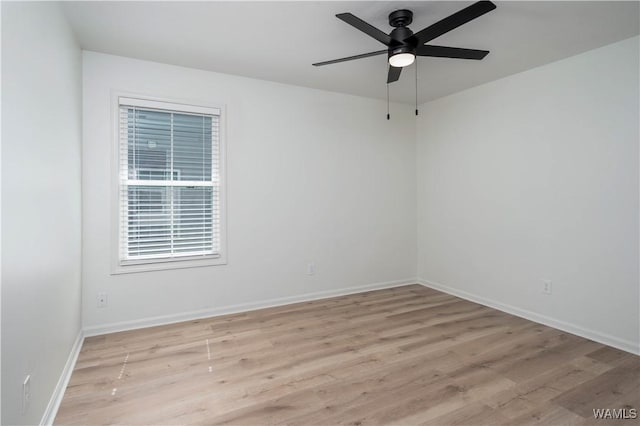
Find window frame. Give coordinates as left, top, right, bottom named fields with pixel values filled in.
left=111, top=93, right=227, bottom=274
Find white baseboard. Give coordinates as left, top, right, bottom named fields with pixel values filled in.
left=418, top=278, right=639, bottom=356
left=83, top=278, right=419, bottom=337
left=40, top=330, right=85, bottom=426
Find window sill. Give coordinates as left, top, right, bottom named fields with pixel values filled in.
left=111, top=254, right=227, bottom=275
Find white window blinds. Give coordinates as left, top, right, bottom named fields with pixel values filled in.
left=118, top=98, right=221, bottom=263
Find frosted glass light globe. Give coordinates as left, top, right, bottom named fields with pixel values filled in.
left=388, top=53, right=415, bottom=67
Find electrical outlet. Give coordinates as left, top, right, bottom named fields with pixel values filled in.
left=307, top=262, right=316, bottom=276
left=97, top=292, right=108, bottom=308
left=542, top=280, right=552, bottom=295
left=22, top=375, right=31, bottom=414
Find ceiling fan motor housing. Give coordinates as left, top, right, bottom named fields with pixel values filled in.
left=388, top=10, right=417, bottom=60
left=389, top=26, right=414, bottom=44
left=388, top=12, right=417, bottom=61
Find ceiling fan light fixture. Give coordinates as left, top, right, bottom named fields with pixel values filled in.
left=388, top=44, right=416, bottom=67
left=389, top=52, right=415, bottom=67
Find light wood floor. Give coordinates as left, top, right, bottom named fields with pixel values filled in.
left=55, top=285, right=639, bottom=425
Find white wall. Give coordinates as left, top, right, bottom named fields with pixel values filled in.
left=82, top=52, right=417, bottom=331
left=417, top=36, right=639, bottom=353
left=1, top=2, right=83, bottom=425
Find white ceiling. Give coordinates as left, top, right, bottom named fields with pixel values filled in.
left=61, top=1, right=639, bottom=104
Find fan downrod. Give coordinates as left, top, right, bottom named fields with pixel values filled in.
left=388, top=9, right=413, bottom=27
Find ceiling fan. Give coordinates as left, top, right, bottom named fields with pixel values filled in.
left=313, top=1, right=497, bottom=84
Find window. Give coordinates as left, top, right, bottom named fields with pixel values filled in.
left=114, top=97, right=226, bottom=273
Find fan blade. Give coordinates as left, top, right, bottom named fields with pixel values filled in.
left=410, top=1, right=496, bottom=45
left=416, top=45, right=489, bottom=60
left=313, top=50, right=388, bottom=66
left=387, top=66, right=402, bottom=84
left=336, top=13, right=392, bottom=46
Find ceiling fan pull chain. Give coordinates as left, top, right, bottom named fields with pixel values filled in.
left=415, top=60, right=419, bottom=116
left=387, top=83, right=390, bottom=120
left=415, top=62, right=419, bottom=116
